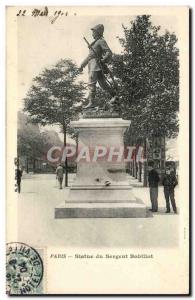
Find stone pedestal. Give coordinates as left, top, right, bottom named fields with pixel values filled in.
left=55, top=118, right=147, bottom=218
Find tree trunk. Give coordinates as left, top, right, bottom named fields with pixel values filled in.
left=143, top=139, right=148, bottom=187
left=143, top=162, right=148, bottom=187
left=26, top=156, right=29, bottom=174
left=63, top=125, right=68, bottom=187
left=33, top=159, right=36, bottom=173
left=135, top=161, right=138, bottom=179
left=132, top=160, right=135, bottom=177
left=76, top=135, right=78, bottom=173
left=138, top=161, right=142, bottom=182
left=129, top=161, right=133, bottom=176
left=134, top=146, right=137, bottom=179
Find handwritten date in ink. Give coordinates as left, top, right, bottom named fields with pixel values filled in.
left=32, top=7, right=49, bottom=17
left=16, top=10, right=26, bottom=16
left=16, top=7, right=77, bottom=24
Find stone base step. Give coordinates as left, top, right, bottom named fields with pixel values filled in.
left=55, top=201, right=147, bottom=218
left=67, top=186, right=136, bottom=203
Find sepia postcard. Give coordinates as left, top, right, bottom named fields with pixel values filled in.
left=6, top=6, right=190, bottom=295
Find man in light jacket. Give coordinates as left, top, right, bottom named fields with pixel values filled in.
left=56, top=164, right=64, bottom=189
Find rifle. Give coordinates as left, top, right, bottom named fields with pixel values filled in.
left=83, top=37, right=118, bottom=91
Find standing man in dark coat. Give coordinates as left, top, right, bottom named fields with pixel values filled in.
left=148, top=164, right=160, bottom=212
left=162, top=168, right=178, bottom=213
left=16, top=167, right=23, bottom=193
left=79, top=24, right=117, bottom=109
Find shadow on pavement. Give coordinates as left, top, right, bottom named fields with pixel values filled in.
left=148, top=207, right=179, bottom=215
left=21, top=192, right=36, bottom=194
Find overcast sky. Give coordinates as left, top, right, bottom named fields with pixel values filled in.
left=18, top=14, right=178, bottom=106
left=17, top=12, right=179, bottom=145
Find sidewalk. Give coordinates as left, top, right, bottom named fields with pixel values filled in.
left=18, top=174, right=179, bottom=248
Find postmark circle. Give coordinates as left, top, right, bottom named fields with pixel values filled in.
left=6, top=242, right=43, bottom=295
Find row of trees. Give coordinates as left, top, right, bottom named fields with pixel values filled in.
left=23, top=15, right=179, bottom=186
left=17, top=111, right=63, bottom=172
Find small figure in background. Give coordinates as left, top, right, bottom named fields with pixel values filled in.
left=162, top=167, right=178, bottom=213
left=148, top=163, right=160, bottom=212
left=16, top=167, right=23, bottom=193
left=56, top=164, right=64, bottom=189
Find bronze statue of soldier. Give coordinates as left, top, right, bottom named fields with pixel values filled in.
left=79, top=24, right=117, bottom=110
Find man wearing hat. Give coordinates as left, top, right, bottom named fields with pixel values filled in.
left=162, top=167, right=178, bottom=213
left=79, top=24, right=117, bottom=109
left=148, top=162, right=160, bottom=212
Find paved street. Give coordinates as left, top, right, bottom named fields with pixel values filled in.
left=18, top=174, right=179, bottom=248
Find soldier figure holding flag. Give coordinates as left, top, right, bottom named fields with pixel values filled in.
left=79, top=24, right=117, bottom=109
